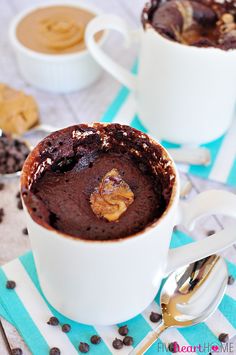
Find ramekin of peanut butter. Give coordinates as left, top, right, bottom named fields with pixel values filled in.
left=9, top=1, right=107, bottom=93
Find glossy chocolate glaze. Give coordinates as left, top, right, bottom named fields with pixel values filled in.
left=142, top=0, right=236, bottom=50
left=21, top=124, right=176, bottom=241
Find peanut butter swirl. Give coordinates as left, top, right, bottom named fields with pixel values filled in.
left=90, top=169, right=134, bottom=222
left=16, top=6, right=102, bottom=55
left=39, top=16, right=83, bottom=51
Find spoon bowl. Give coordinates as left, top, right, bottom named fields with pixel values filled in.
left=134, top=255, right=228, bottom=354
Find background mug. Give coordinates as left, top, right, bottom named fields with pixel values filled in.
left=21, top=123, right=236, bottom=325
left=86, top=15, right=236, bottom=145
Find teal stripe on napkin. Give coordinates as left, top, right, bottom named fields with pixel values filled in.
left=20, top=253, right=112, bottom=355
left=218, top=295, right=236, bottom=329
left=0, top=269, right=49, bottom=354
left=227, top=159, right=236, bottom=186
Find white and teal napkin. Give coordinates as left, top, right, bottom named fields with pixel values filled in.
left=101, top=63, right=236, bottom=187
left=0, top=230, right=235, bottom=355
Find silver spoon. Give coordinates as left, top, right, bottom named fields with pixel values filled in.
left=0, top=125, right=211, bottom=179
left=132, top=254, right=228, bottom=354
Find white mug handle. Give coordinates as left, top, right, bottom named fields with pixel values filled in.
left=164, top=190, right=236, bottom=275
left=85, top=14, right=138, bottom=90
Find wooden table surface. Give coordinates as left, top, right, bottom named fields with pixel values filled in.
left=0, top=0, right=235, bottom=353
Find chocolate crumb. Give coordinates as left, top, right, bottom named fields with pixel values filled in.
left=6, top=280, right=16, bottom=289
left=17, top=199, right=23, bottom=210
left=206, top=230, right=215, bottom=237
left=90, top=335, right=101, bottom=344
left=22, top=228, right=28, bottom=235
left=168, top=341, right=179, bottom=353
left=0, top=208, right=4, bottom=217
left=79, top=342, right=90, bottom=353
left=16, top=191, right=21, bottom=199
left=218, top=333, right=229, bottom=343
left=11, top=348, right=22, bottom=355
left=47, top=317, right=59, bottom=326
left=112, top=338, right=123, bottom=350
left=228, top=275, right=235, bottom=285
left=49, top=348, right=60, bottom=355
left=118, top=325, right=128, bottom=336
left=150, top=312, right=162, bottom=323
left=0, top=183, right=5, bottom=191
left=123, top=336, right=133, bottom=346
left=61, top=324, right=71, bottom=333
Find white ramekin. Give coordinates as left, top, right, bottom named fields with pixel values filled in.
left=9, top=1, right=107, bottom=93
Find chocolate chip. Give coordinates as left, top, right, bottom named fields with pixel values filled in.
left=16, top=191, right=21, bottom=199
left=22, top=228, right=28, bottom=235
left=47, top=317, right=59, bottom=326
left=90, top=335, right=101, bottom=344
left=123, top=336, right=134, bottom=346
left=6, top=280, right=16, bottom=289
left=118, top=325, right=128, bottom=336
left=206, top=230, right=215, bottom=236
left=0, top=134, right=30, bottom=175
left=228, top=275, right=235, bottom=285
left=0, top=183, right=4, bottom=190
left=149, top=311, right=162, bottom=323
left=78, top=342, right=90, bottom=353
left=11, top=348, right=22, bottom=355
left=49, top=348, right=60, bottom=355
left=168, top=341, right=179, bottom=353
left=0, top=208, right=4, bottom=217
left=112, top=338, right=123, bottom=350
left=61, top=324, right=71, bottom=333
left=17, top=200, right=23, bottom=210
left=218, top=333, right=229, bottom=343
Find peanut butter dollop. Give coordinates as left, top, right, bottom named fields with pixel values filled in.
left=0, top=84, right=39, bottom=135
left=90, top=169, right=134, bottom=222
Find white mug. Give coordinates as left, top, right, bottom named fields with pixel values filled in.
left=21, top=123, right=236, bottom=325
left=85, top=14, right=236, bottom=144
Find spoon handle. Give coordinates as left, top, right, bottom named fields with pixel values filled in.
left=133, top=321, right=168, bottom=355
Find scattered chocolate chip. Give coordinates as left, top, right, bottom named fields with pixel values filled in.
left=6, top=280, right=16, bottom=289
left=168, top=341, right=179, bottom=353
left=228, top=275, right=235, bottom=285
left=90, top=335, right=101, bottom=344
left=78, top=342, right=90, bottom=353
left=118, top=325, right=128, bottom=336
left=11, top=348, right=22, bottom=355
left=0, top=134, right=30, bottom=175
left=123, top=336, right=134, bottom=346
left=218, top=333, right=229, bottom=343
left=149, top=311, right=162, bottom=323
left=17, top=199, right=23, bottom=210
left=0, top=183, right=5, bottom=190
left=61, top=324, right=71, bottom=333
left=16, top=191, right=21, bottom=199
left=112, top=338, right=123, bottom=350
left=22, top=228, right=28, bottom=235
left=49, top=347, right=60, bottom=355
left=47, top=317, right=59, bottom=326
left=0, top=208, right=4, bottom=217
left=206, top=230, right=215, bottom=237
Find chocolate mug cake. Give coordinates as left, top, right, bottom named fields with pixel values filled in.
left=142, top=0, right=236, bottom=50
left=21, top=124, right=176, bottom=241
